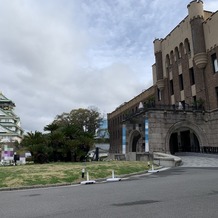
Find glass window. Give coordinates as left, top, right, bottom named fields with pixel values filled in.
left=175, top=47, right=180, bottom=61
left=216, top=87, right=218, bottom=103
left=212, top=53, right=218, bottom=73
left=157, top=88, right=161, bottom=101
left=184, top=38, right=191, bottom=54
left=189, top=68, right=195, bottom=85
left=170, top=80, right=174, bottom=95
left=179, top=74, right=184, bottom=91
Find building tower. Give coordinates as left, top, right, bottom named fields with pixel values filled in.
left=0, top=92, right=23, bottom=144
left=188, top=0, right=207, bottom=69
left=154, top=38, right=166, bottom=103
left=188, top=0, right=209, bottom=108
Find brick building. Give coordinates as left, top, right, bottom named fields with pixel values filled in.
left=108, top=0, right=218, bottom=160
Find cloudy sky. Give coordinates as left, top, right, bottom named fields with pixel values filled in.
left=0, top=0, right=217, bottom=132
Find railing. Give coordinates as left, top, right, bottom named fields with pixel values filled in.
left=123, top=103, right=205, bottom=121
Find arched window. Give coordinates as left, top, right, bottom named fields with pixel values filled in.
left=184, top=38, right=191, bottom=54
left=157, top=88, right=162, bottom=101
left=170, top=50, right=174, bottom=65
left=175, top=47, right=180, bottom=61
left=179, top=43, right=184, bottom=57
left=165, top=54, right=170, bottom=75
left=166, top=54, right=170, bottom=67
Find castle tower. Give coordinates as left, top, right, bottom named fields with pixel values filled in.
left=0, top=92, right=23, bottom=143
left=154, top=39, right=165, bottom=89
left=188, top=0, right=207, bottom=69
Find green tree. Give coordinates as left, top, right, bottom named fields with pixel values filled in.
left=46, top=130, right=66, bottom=161
left=21, top=107, right=103, bottom=163
left=22, top=131, right=50, bottom=163
left=44, top=123, right=59, bottom=133
left=54, top=107, right=103, bottom=135
left=51, top=107, right=102, bottom=161
left=22, top=131, right=45, bottom=147
left=61, top=124, right=94, bottom=161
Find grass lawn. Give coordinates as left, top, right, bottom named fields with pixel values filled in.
left=0, top=161, right=150, bottom=189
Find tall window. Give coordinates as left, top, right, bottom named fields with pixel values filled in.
left=216, top=87, right=218, bottom=104
left=189, top=67, right=195, bottom=85
left=193, top=96, right=197, bottom=108
left=170, top=80, right=174, bottom=95
left=179, top=74, right=184, bottom=91
left=212, top=53, right=218, bottom=73
left=166, top=55, right=170, bottom=67
left=170, top=51, right=174, bottom=65
left=181, top=100, right=185, bottom=110
left=179, top=43, right=184, bottom=58
left=193, top=96, right=196, bottom=103
left=157, top=88, right=162, bottom=101
left=184, top=38, right=191, bottom=54
left=175, top=47, right=180, bottom=61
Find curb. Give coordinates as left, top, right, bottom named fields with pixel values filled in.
left=0, top=166, right=167, bottom=192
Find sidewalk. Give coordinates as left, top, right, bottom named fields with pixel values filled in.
left=176, top=152, right=218, bottom=167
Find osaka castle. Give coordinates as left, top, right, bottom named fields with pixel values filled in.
left=0, top=92, right=23, bottom=143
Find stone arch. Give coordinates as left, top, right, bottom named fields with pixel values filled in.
left=165, top=120, right=208, bottom=153
left=128, top=130, right=143, bottom=152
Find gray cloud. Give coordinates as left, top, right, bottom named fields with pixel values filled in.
left=0, top=0, right=217, bottom=132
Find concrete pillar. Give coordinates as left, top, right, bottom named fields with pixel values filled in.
left=122, top=124, right=126, bottom=154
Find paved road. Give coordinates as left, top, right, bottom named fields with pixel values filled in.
left=0, top=162, right=218, bottom=217
left=176, top=152, right=218, bottom=167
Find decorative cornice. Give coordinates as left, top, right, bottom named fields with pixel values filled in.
left=190, top=15, right=204, bottom=22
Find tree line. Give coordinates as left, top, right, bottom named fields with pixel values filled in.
left=21, top=108, right=103, bottom=163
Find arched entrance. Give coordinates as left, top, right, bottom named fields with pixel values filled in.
left=169, top=129, right=200, bottom=154
left=129, top=130, right=144, bottom=152
left=166, top=121, right=208, bottom=154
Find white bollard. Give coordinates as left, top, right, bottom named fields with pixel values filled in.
left=80, top=171, right=96, bottom=185
left=112, top=170, right=115, bottom=178
left=148, top=164, right=159, bottom=173
left=106, top=170, right=121, bottom=182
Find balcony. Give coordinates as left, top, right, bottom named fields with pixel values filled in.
left=122, top=103, right=205, bottom=122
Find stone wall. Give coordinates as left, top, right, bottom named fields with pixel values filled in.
left=147, top=109, right=218, bottom=153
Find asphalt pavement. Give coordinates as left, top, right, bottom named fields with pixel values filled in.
left=1, top=164, right=218, bottom=218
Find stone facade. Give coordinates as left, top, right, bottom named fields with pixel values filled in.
left=108, top=0, right=218, bottom=160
